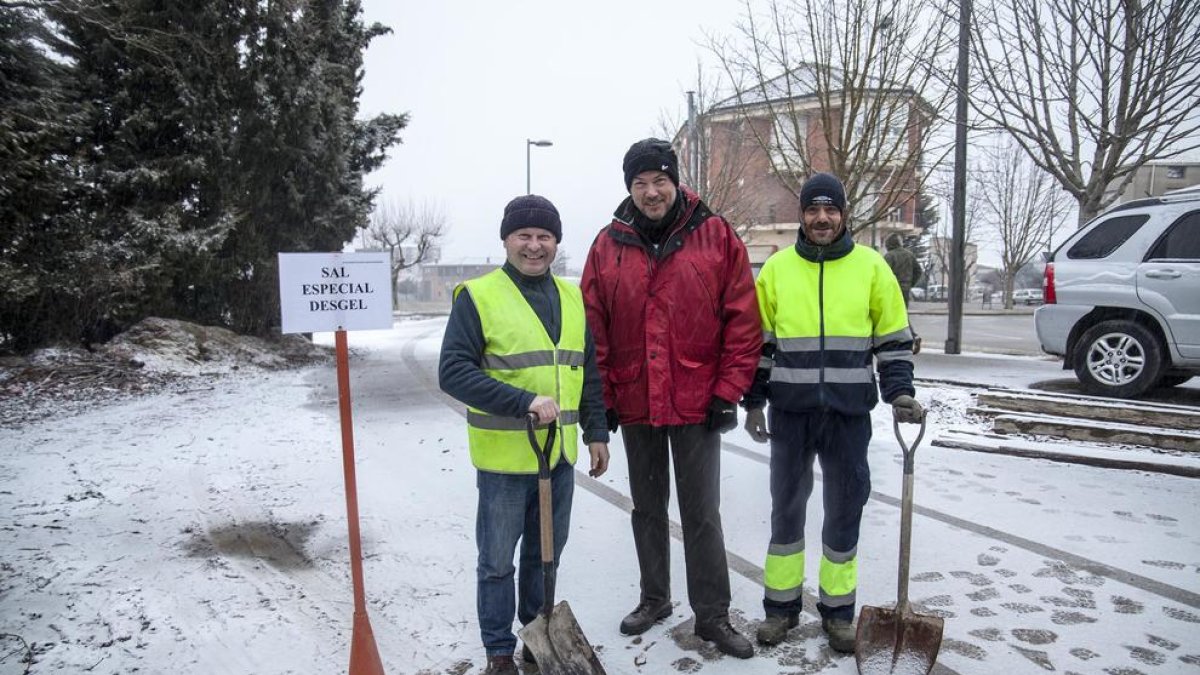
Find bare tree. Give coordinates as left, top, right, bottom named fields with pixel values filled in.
left=969, top=0, right=1200, bottom=225
left=362, top=199, right=446, bottom=306
left=924, top=170, right=982, bottom=291
left=705, top=0, right=956, bottom=237
left=971, top=138, right=1073, bottom=307
left=551, top=249, right=570, bottom=276
left=658, top=66, right=765, bottom=237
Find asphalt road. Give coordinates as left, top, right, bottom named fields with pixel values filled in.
left=908, top=307, right=1042, bottom=356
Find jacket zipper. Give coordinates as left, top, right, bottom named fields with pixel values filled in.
left=817, top=250, right=826, bottom=409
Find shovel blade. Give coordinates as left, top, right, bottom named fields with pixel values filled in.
left=518, top=601, right=607, bottom=675
left=854, top=605, right=944, bottom=675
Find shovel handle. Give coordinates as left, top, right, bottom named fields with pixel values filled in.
left=893, top=416, right=926, bottom=476
left=525, top=413, right=559, bottom=615
left=892, top=415, right=926, bottom=613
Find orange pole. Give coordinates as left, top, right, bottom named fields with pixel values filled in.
left=335, top=330, right=385, bottom=675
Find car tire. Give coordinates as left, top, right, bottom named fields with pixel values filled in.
left=1071, top=320, right=1165, bottom=398
left=1156, top=374, right=1193, bottom=388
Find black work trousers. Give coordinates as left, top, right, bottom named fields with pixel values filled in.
left=621, top=422, right=731, bottom=626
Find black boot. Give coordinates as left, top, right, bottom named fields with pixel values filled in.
left=822, top=618, right=856, bottom=654
left=619, top=600, right=672, bottom=635
left=755, top=613, right=799, bottom=646
left=695, top=619, right=754, bottom=659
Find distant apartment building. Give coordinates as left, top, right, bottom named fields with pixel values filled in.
left=1110, top=161, right=1200, bottom=203
left=675, top=63, right=932, bottom=267
left=418, top=258, right=501, bottom=305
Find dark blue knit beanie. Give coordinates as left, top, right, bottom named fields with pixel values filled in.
left=500, top=194, right=562, bottom=242
left=799, top=172, right=846, bottom=213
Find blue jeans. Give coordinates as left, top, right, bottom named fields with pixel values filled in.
left=476, top=460, right=574, bottom=656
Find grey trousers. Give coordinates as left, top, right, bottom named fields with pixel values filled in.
left=621, top=422, right=732, bottom=626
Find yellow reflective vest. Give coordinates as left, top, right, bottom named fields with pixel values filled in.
left=455, top=269, right=585, bottom=473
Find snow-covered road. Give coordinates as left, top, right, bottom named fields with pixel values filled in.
left=2, top=316, right=1197, bottom=674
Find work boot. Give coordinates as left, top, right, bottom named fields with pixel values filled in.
left=619, top=600, right=672, bottom=635
left=482, top=654, right=518, bottom=675
left=521, top=643, right=536, bottom=665
left=755, top=613, right=799, bottom=646
left=695, top=619, right=754, bottom=659
left=822, top=618, right=856, bottom=654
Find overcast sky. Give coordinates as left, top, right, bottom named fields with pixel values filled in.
left=357, top=0, right=745, bottom=270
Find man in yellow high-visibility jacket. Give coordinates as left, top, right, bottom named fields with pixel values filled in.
left=741, top=173, right=925, bottom=654
left=438, top=194, right=610, bottom=675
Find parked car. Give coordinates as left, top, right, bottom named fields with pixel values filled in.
left=1013, top=288, right=1044, bottom=305
left=1035, top=192, right=1200, bottom=397
left=910, top=287, right=926, bottom=301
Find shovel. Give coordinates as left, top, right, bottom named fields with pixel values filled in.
left=855, top=416, right=944, bottom=675
left=517, top=413, right=607, bottom=675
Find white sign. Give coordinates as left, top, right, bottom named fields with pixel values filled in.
left=278, top=252, right=394, bottom=333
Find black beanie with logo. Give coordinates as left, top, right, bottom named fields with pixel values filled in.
left=499, top=194, right=562, bottom=242
left=622, top=138, right=680, bottom=191
left=799, top=172, right=847, bottom=213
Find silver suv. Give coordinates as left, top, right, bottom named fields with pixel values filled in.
left=1036, top=191, right=1200, bottom=398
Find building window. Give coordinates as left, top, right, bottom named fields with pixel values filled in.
left=1165, top=166, right=1185, bottom=179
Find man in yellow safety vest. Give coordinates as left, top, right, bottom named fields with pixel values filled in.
left=438, top=194, right=610, bottom=675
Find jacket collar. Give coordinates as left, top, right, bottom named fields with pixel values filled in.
left=794, top=225, right=855, bottom=262
left=608, top=185, right=711, bottom=257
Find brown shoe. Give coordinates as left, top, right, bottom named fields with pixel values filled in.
left=483, top=654, right=518, bottom=675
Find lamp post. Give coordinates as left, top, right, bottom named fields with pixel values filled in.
left=526, top=139, right=553, bottom=194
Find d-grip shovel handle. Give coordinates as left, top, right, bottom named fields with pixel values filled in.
left=525, top=413, right=559, bottom=616
left=892, top=415, right=927, bottom=613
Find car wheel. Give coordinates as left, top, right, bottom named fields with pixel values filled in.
left=1071, top=320, right=1165, bottom=398
left=1156, top=374, right=1193, bottom=388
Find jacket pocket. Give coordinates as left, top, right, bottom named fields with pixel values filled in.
left=609, top=351, right=646, bottom=418
left=674, top=343, right=717, bottom=415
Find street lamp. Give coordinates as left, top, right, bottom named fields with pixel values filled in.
left=526, top=139, right=553, bottom=194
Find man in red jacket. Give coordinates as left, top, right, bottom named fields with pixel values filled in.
left=581, top=138, right=762, bottom=659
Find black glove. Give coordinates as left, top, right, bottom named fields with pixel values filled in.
left=705, top=397, right=738, bottom=434
left=605, top=407, right=620, bottom=433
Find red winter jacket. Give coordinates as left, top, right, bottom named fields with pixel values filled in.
left=581, top=187, right=762, bottom=426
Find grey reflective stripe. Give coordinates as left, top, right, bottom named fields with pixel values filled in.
left=758, top=355, right=775, bottom=369
left=766, top=587, right=803, bottom=603
left=769, top=540, right=805, bottom=557
left=873, top=326, right=914, bottom=346
left=823, top=544, right=857, bottom=564
left=481, top=350, right=556, bottom=370
left=557, top=349, right=585, bottom=367
left=777, top=336, right=872, bottom=352
left=468, top=409, right=580, bottom=430
left=771, top=366, right=875, bottom=384
left=763, top=330, right=777, bottom=344
left=876, top=350, right=914, bottom=364
left=819, top=589, right=856, bottom=608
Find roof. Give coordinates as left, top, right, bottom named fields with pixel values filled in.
left=708, top=62, right=919, bottom=114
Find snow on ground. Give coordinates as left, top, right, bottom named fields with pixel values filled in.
left=2, top=316, right=1198, bottom=674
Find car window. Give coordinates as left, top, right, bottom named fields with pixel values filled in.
left=1066, top=214, right=1150, bottom=259
left=1145, top=211, right=1200, bottom=261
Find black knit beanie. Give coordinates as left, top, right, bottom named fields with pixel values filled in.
left=500, top=194, right=562, bottom=242
left=799, top=172, right=846, bottom=213
left=622, top=138, right=680, bottom=191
